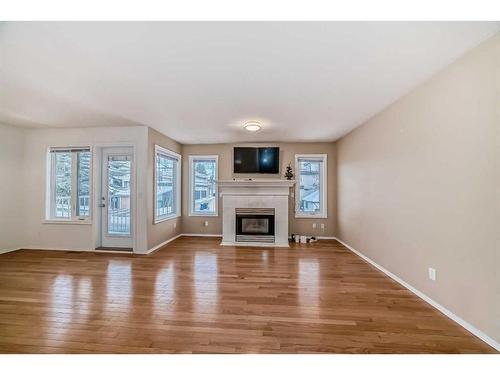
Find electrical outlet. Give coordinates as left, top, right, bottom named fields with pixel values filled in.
left=204, top=221, right=209, bottom=227
left=312, top=223, right=317, bottom=229
left=320, top=223, right=325, bottom=230
left=428, top=267, right=436, bottom=281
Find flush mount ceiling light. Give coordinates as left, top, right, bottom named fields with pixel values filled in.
left=244, top=121, right=261, bottom=132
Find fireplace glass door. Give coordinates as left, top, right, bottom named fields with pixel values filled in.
left=236, top=209, right=275, bottom=243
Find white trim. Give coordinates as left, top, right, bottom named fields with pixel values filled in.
left=154, top=144, right=182, bottom=224
left=100, top=147, right=135, bottom=248
left=94, top=143, right=138, bottom=253
left=43, top=219, right=92, bottom=225
left=146, top=233, right=183, bottom=254
left=17, top=247, right=131, bottom=254
left=2, top=233, right=216, bottom=256
left=0, top=248, right=21, bottom=255
left=188, top=154, right=219, bottom=217
left=153, top=215, right=178, bottom=224
left=220, top=241, right=289, bottom=248
left=45, top=145, right=94, bottom=223
left=294, top=153, right=328, bottom=219
left=334, top=236, right=500, bottom=352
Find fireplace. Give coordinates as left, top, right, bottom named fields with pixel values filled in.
left=235, top=208, right=275, bottom=243
left=218, top=179, right=294, bottom=247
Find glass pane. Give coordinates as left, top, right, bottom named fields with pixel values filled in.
left=298, top=159, right=321, bottom=214
left=242, top=218, right=269, bottom=234
left=192, top=159, right=216, bottom=214
left=76, top=151, right=90, bottom=217
left=156, top=154, right=176, bottom=218
left=54, top=152, right=72, bottom=218
left=108, top=155, right=131, bottom=235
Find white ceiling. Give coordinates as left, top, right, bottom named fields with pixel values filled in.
left=1, top=22, right=499, bottom=144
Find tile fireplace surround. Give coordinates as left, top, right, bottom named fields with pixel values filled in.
left=218, top=179, right=295, bottom=247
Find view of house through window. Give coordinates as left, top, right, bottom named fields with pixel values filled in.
left=76, top=151, right=91, bottom=217
left=155, top=146, right=181, bottom=222
left=49, top=148, right=91, bottom=220
left=295, top=155, right=327, bottom=217
left=190, top=156, right=217, bottom=215
left=107, top=155, right=131, bottom=235
left=54, top=151, right=72, bottom=218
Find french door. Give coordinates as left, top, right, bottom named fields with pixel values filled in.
left=100, top=147, right=134, bottom=249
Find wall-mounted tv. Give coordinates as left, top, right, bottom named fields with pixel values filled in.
left=233, top=147, right=280, bottom=174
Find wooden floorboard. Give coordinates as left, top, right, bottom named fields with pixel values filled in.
left=0, top=237, right=495, bottom=353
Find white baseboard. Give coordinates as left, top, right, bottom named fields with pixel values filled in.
left=3, top=233, right=215, bottom=256
left=220, top=241, right=289, bottom=248
left=20, top=246, right=132, bottom=254
left=0, top=247, right=21, bottom=254
left=21, top=246, right=94, bottom=252
left=334, top=236, right=500, bottom=352
left=146, top=233, right=183, bottom=254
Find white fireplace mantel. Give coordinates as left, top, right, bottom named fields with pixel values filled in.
left=217, top=179, right=295, bottom=247
left=218, top=179, right=295, bottom=196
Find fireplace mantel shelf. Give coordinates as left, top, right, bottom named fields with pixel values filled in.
left=217, top=179, right=295, bottom=188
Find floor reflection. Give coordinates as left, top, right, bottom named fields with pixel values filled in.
left=76, top=277, right=92, bottom=320
left=47, top=274, right=74, bottom=342
left=106, top=261, right=131, bottom=314
left=193, top=253, right=218, bottom=316
left=261, top=250, right=269, bottom=266
left=298, top=259, right=320, bottom=316
left=154, top=262, right=176, bottom=318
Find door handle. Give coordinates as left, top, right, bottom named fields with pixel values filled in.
left=98, top=203, right=106, bottom=208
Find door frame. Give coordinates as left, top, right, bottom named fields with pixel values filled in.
left=93, top=143, right=137, bottom=251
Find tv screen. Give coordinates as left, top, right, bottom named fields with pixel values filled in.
left=233, top=147, right=279, bottom=174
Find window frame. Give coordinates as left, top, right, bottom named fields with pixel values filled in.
left=188, top=155, right=219, bottom=217
left=154, top=145, right=182, bottom=224
left=294, top=154, right=328, bottom=219
left=45, top=146, right=93, bottom=224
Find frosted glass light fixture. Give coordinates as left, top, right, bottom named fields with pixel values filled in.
left=244, top=121, right=261, bottom=132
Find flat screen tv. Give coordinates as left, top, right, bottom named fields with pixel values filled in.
left=233, top=147, right=280, bottom=174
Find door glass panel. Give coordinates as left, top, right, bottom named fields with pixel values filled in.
left=107, top=155, right=131, bottom=235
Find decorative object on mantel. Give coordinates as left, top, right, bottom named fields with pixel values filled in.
left=284, top=163, right=294, bottom=180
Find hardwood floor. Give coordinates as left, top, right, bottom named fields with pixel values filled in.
left=0, top=237, right=495, bottom=353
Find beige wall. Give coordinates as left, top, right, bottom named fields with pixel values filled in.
left=0, top=124, right=26, bottom=252
left=147, top=127, right=182, bottom=249
left=337, top=35, right=500, bottom=343
left=181, top=142, right=337, bottom=237
left=1, top=124, right=181, bottom=253
left=22, top=126, right=150, bottom=253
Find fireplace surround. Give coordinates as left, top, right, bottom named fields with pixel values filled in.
left=218, top=179, right=295, bottom=247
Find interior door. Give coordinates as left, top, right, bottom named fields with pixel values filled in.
left=100, top=147, right=134, bottom=249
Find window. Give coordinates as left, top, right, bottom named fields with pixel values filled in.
left=46, top=147, right=91, bottom=221
left=189, top=155, right=218, bottom=216
left=295, top=154, right=327, bottom=218
left=154, top=145, right=181, bottom=223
